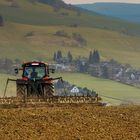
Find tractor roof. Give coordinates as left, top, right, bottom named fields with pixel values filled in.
left=22, top=61, right=48, bottom=67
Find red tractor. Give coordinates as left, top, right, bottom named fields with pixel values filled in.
left=4, top=61, right=62, bottom=99
left=1, top=61, right=101, bottom=106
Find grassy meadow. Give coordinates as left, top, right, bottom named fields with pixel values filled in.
left=54, top=73, right=140, bottom=105
left=0, top=73, right=140, bottom=105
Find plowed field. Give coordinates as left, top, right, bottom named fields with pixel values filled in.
left=0, top=105, right=140, bottom=140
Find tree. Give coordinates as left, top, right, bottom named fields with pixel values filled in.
left=0, top=15, right=4, bottom=26
left=88, top=51, right=92, bottom=64
left=53, top=52, right=57, bottom=61
left=92, top=50, right=100, bottom=64
left=56, top=50, right=62, bottom=62
left=67, top=51, right=73, bottom=63
left=95, top=50, right=100, bottom=63
left=57, top=50, right=62, bottom=59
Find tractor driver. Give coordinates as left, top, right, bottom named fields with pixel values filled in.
left=31, top=68, right=38, bottom=79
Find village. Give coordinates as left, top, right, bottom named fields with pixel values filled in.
left=52, top=50, right=140, bottom=88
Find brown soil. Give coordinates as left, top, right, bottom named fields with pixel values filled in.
left=0, top=104, right=140, bottom=140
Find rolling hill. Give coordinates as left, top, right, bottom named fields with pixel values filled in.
left=0, top=0, right=140, bottom=68
left=0, top=0, right=140, bottom=34
left=77, top=3, right=140, bottom=24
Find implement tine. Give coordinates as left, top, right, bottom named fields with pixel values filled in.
left=3, top=78, right=9, bottom=98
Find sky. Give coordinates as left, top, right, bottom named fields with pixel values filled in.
left=63, top=0, right=140, bottom=4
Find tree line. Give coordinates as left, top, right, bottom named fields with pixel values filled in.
left=88, top=50, right=100, bottom=64
left=53, top=50, right=100, bottom=64
left=53, top=50, right=73, bottom=63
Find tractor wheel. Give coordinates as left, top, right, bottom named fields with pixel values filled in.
left=17, top=84, right=27, bottom=99
left=44, top=84, right=54, bottom=97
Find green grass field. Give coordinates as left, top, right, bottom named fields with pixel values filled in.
left=53, top=73, right=140, bottom=105
left=0, top=73, right=140, bottom=105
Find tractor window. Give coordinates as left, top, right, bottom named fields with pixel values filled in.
left=24, top=66, right=46, bottom=79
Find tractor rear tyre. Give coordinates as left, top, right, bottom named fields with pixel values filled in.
left=17, top=84, right=27, bottom=99
left=44, top=84, right=54, bottom=97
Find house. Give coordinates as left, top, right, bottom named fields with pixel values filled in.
left=70, top=86, right=80, bottom=94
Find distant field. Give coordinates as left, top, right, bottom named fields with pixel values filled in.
left=54, top=73, right=140, bottom=105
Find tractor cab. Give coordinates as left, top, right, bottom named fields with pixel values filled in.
left=14, top=61, right=58, bottom=98
left=22, top=62, right=48, bottom=80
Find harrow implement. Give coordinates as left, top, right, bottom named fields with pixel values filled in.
left=0, top=96, right=101, bottom=108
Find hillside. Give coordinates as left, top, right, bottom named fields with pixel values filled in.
left=0, top=0, right=140, bottom=34
left=77, top=3, right=140, bottom=24
left=1, top=22, right=140, bottom=67
left=0, top=0, right=140, bottom=68
left=0, top=105, right=140, bottom=139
